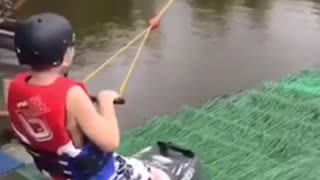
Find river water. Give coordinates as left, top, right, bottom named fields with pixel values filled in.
left=2, top=0, right=320, bottom=131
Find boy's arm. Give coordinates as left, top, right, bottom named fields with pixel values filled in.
left=67, top=86, right=120, bottom=152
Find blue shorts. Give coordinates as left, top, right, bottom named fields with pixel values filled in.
left=93, top=153, right=153, bottom=180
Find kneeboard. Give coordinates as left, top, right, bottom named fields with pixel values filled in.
left=133, top=142, right=206, bottom=180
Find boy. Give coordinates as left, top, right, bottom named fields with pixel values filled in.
left=7, top=12, right=161, bottom=180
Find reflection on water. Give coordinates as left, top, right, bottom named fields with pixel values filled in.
left=14, top=0, right=135, bottom=32
left=242, top=0, right=272, bottom=29
left=2, top=0, right=320, bottom=130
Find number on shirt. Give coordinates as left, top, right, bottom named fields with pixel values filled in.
left=17, top=113, right=53, bottom=142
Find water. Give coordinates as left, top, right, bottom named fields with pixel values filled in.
left=2, top=0, right=320, bottom=131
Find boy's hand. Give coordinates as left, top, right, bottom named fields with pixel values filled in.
left=97, top=90, right=119, bottom=104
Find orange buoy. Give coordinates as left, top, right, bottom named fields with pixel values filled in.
left=149, top=16, right=160, bottom=30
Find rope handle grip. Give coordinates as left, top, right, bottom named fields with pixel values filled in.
left=90, top=95, right=126, bottom=105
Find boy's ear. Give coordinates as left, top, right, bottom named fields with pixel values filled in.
left=62, top=47, right=75, bottom=67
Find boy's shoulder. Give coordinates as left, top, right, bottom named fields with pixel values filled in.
left=58, top=77, right=89, bottom=94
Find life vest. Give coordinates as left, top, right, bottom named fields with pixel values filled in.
left=7, top=72, right=115, bottom=180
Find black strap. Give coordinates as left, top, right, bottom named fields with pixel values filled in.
left=157, top=141, right=195, bottom=158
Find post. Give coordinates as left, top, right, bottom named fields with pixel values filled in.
left=0, top=74, right=9, bottom=117
left=0, top=73, right=4, bottom=107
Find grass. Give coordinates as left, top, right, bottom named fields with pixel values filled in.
left=117, top=68, right=320, bottom=180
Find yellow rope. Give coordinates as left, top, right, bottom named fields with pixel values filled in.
left=83, top=0, right=175, bottom=97
left=158, top=0, right=175, bottom=18
left=118, top=27, right=151, bottom=96
left=82, top=29, right=147, bottom=83
left=117, top=0, right=175, bottom=96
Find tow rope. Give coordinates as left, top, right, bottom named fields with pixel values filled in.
left=82, top=0, right=175, bottom=104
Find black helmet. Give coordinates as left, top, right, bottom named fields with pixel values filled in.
left=14, top=13, right=75, bottom=67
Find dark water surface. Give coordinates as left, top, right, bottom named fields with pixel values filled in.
left=2, top=0, right=320, bottom=131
